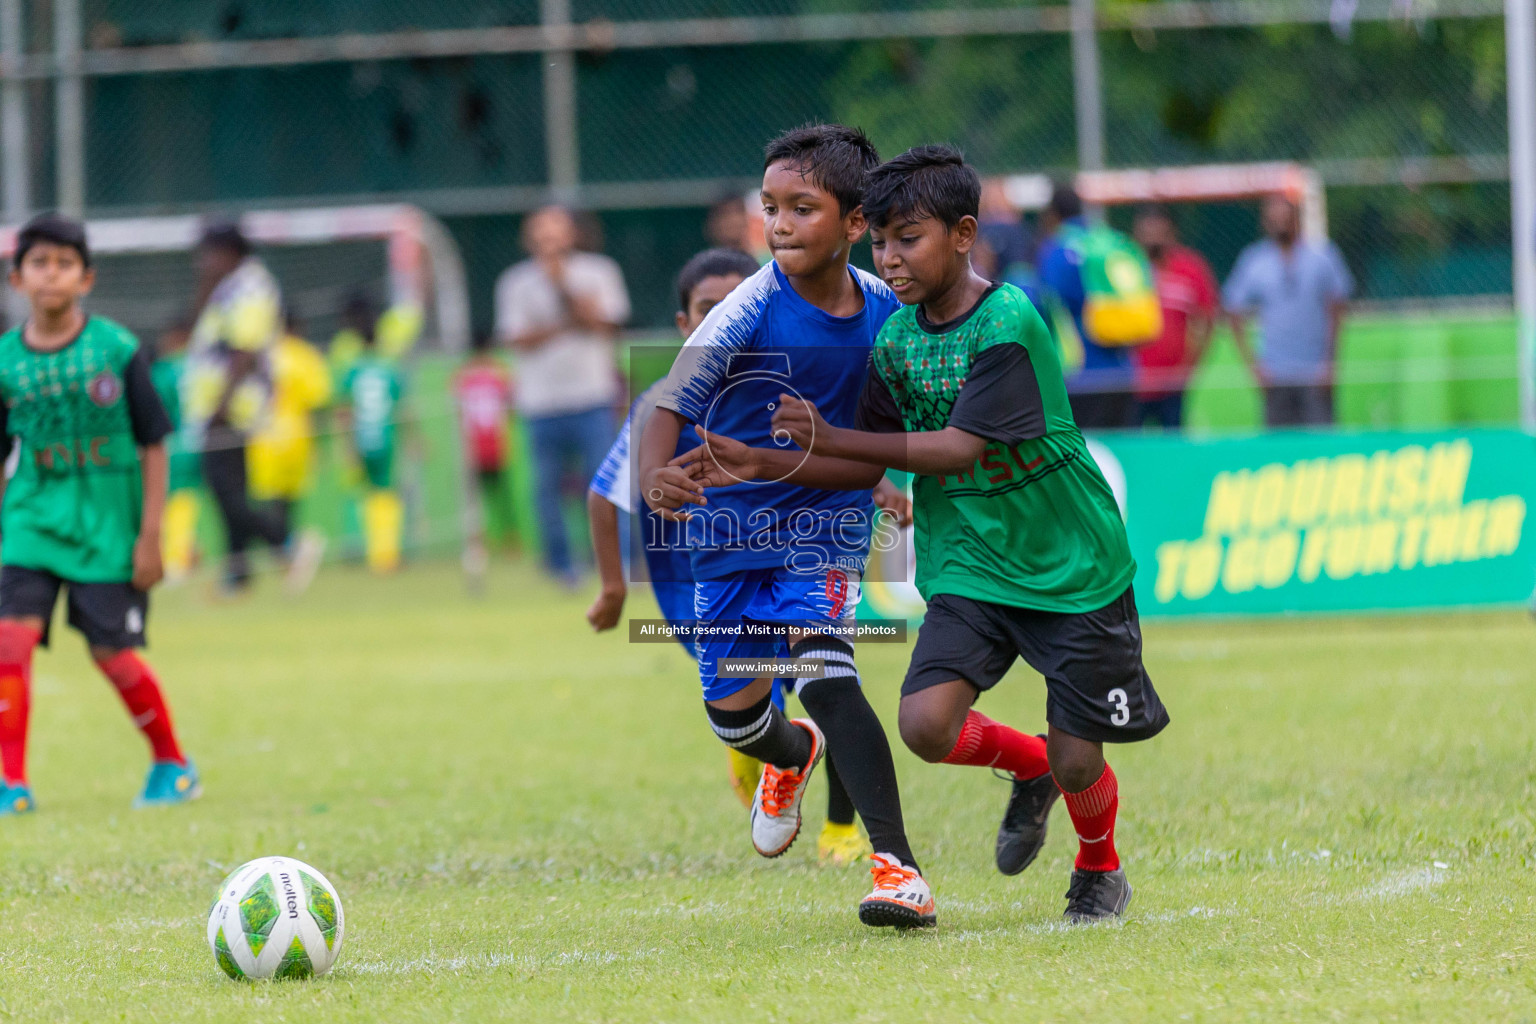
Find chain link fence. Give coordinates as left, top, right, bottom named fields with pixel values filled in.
left=1, top=1, right=1519, bottom=333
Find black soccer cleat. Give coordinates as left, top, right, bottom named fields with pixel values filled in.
left=1063, top=867, right=1132, bottom=923
left=995, top=770, right=1059, bottom=876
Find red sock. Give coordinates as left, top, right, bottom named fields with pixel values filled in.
left=0, top=623, right=41, bottom=785
left=940, top=711, right=1050, bottom=779
left=96, top=652, right=184, bottom=764
left=1059, top=763, right=1119, bottom=872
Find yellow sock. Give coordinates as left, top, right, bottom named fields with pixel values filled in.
left=162, top=490, right=200, bottom=579
left=726, top=747, right=763, bottom=808
left=362, top=489, right=404, bottom=573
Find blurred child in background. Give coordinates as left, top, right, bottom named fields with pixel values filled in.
left=338, top=319, right=407, bottom=574
left=248, top=311, right=332, bottom=545
left=453, top=333, right=518, bottom=550
left=151, top=318, right=202, bottom=582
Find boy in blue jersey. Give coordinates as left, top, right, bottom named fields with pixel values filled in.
left=587, top=248, right=869, bottom=867
left=638, top=125, right=933, bottom=928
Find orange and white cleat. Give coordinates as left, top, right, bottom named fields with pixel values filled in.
left=858, top=853, right=937, bottom=929
left=749, top=718, right=824, bottom=857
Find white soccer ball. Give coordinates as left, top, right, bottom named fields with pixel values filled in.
left=206, top=856, right=345, bottom=980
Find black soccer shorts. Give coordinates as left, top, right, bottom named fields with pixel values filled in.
left=0, top=565, right=149, bottom=650
left=902, top=586, right=1169, bottom=744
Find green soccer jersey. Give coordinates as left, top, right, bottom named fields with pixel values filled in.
left=342, top=356, right=403, bottom=457
left=150, top=351, right=203, bottom=493
left=149, top=353, right=181, bottom=429
left=862, top=283, right=1135, bottom=613
left=0, top=317, right=172, bottom=582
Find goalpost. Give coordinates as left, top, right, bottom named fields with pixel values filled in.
left=1071, top=161, right=1327, bottom=240
left=0, top=203, right=481, bottom=582
left=997, top=160, right=1327, bottom=239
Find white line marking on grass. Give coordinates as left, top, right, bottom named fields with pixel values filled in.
left=345, top=948, right=658, bottom=977
left=1139, top=905, right=1228, bottom=923
left=1350, top=866, right=1448, bottom=901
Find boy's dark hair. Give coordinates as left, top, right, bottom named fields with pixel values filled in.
left=763, top=123, right=881, bottom=217
left=470, top=330, right=495, bottom=354
left=1049, top=183, right=1084, bottom=221
left=343, top=289, right=378, bottom=343
left=198, top=217, right=252, bottom=257
left=13, top=212, right=90, bottom=269
left=676, top=247, right=760, bottom=311
left=863, top=145, right=981, bottom=231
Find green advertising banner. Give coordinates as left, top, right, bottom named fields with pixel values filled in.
left=1092, top=429, right=1536, bottom=616
left=861, top=429, right=1536, bottom=621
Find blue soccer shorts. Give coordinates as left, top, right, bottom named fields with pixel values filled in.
left=693, top=565, right=862, bottom=703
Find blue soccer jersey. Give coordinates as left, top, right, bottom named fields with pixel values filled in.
left=654, top=261, right=898, bottom=580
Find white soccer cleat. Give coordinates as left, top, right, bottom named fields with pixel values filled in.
left=858, top=853, right=937, bottom=929
left=749, top=718, right=824, bottom=858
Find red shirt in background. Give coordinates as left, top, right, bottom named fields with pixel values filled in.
left=1134, top=245, right=1219, bottom=400
left=454, top=360, right=515, bottom=472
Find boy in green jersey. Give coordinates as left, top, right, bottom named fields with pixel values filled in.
left=0, top=214, right=199, bottom=815
left=678, top=147, right=1168, bottom=922
left=339, top=325, right=406, bottom=573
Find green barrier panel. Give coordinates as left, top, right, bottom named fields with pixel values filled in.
left=1094, top=429, right=1536, bottom=616
left=1184, top=312, right=1518, bottom=432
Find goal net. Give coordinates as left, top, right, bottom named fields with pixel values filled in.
left=0, top=204, right=476, bottom=572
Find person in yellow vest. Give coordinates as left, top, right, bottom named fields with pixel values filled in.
left=247, top=311, right=333, bottom=548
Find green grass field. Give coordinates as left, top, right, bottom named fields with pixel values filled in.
left=2, top=560, right=1534, bottom=1022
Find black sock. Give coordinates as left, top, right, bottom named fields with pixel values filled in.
left=705, top=692, right=812, bottom=770
left=823, top=754, right=856, bottom=827
left=793, top=637, right=919, bottom=872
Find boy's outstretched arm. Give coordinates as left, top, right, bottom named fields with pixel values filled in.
left=585, top=490, right=626, bottom=631
left=671, top=425, right=883, bottom=492
left=770, top=394, right=985, bottom=477
left=134, top=442, right=168, bottom=591
left=637, top=407, right=705, bottom=521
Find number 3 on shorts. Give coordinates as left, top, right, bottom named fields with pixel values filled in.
left=1107, top=687, right=1130, bottom=726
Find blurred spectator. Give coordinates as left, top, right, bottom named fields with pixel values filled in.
left=706, top=194, right=753, bottom=255
left=1224, top=195, right=1354, bottom=427
left=1132, top=206, right=1218, bottom=430
left=978, top=177, right=1034, bottom=277
left=454, top=334, right=519, bottom=550
left=496, top=205, right=630, bottom=585
left=1037, top=184, right=1136, bottom=429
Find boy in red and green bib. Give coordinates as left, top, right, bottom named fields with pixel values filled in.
left=0, top=213, right=199, bottom=816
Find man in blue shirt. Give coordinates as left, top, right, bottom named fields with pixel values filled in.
left=1037, top=184, right=1136, bottom=429
left=638, top=125, right=933, bottom=929
left=1224, top=195, right=1354, bottom=427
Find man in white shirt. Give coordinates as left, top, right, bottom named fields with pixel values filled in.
left=496, top=206, right=630, bottom=584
